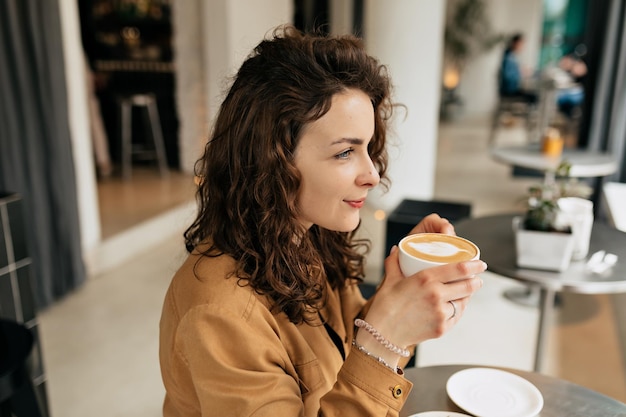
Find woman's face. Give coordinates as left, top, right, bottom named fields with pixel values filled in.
left=294, top=89, right=380, bottom=232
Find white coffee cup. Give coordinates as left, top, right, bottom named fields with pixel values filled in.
left=398, top=233, right=480, bottom=277
left=556, top=197, right=594, bottom=261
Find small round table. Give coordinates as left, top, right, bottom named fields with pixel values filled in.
left=490, top=145, right=618, bottom=178
left=455, top=214, right=626, bottom=372
left=400, top=364, right=626, bottom=417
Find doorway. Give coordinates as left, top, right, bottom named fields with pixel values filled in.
left=78, top=0, right=194, bottom=238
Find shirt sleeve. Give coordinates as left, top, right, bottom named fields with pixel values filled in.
left=319, top=346, right=413, bottom=417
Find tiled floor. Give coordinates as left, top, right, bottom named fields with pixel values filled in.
left=37, top=116, right=626, bottom=417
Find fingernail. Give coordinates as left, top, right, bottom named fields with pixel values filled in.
left=482, top=261, right=488, bottom=270
left=390, top=245, right=398, bottom=254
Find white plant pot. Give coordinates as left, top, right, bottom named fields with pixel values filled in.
left=513, top=216, right=575, bottom=272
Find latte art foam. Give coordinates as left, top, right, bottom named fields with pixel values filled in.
left=400, top=234, right=478, bottom=263
left=407, top=241, right=472, bottom=258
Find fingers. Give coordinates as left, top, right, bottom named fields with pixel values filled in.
left=448, top=300, right=458, bottom=320
left=460, top=259, right=488, bottom=277
left=440, top=264, right=485, bottom=304
left=410, top=262, right=485, bottom=328
left=369, top=252, right=486, bottom=346
left=408, top=213, right=456, bottom=236
left=416, top=295, right=472, bottom=340
left=446, top=296, right=470, bottom=321
left=411, top=260, right=486, bottom=288
left=381, top=246, right=404, bottom=287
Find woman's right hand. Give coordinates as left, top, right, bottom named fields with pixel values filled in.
left=355, top=246, right=486, bottom=367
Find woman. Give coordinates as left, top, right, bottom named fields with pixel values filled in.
left=499, top=33, right=537, bottom=104
left=159, top=26, right=486, bottom=417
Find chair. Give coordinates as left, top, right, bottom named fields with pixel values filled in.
left=602, top=182, right=626, bottom=232
left=118, top=93, right=169, bottom=180
left=488, top=95, right=538, bottom=147
left=0, top=319, right=44, bottom=417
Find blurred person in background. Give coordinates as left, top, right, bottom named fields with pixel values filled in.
left=499, top=33, right=538, bottom=104
left=556, top=43, right=588, bottom=119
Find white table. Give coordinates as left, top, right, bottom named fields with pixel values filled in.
left=490, top=145, right=618, bottom=178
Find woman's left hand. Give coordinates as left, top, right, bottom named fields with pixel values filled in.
left=407, top=213, right=456, bottom=236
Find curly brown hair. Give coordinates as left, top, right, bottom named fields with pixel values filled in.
left=184, top=26, right=393, bottom=324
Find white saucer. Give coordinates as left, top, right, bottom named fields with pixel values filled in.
left=407, top=412, right=471, bottom=417
left=446, top=368, right=544, bottom=417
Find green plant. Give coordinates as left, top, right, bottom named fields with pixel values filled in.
left=443, top=0, right=505, bottom=72
left=523, top=161, right=593, bottom=232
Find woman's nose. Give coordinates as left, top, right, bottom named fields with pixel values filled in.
left=357, top=156, right=380, bottom=188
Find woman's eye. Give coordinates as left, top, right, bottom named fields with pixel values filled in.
left=335, top=149, right=354, bottom=159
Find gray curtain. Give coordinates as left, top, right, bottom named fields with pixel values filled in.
left=0, top=1, right=86, bottom=308
left=586, top=0, right=626, bottom=183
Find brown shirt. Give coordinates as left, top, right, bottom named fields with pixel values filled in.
left=159, top=252, right=412, bottom=416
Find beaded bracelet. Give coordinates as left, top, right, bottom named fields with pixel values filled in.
left=352, top=340, right=403, bottom=375
left=354, top=318, right=411, bottom=358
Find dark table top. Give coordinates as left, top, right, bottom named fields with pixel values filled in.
left=400, top=364, right=626, bottom=417
left=454, top=213, right=626, bottom=294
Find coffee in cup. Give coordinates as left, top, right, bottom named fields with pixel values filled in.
left=398, top=233, right=480, bottom=276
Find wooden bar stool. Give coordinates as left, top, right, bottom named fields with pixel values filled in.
left=0, top=319, right=44, bottom=417
left=118, top=93, right=169, bottom=180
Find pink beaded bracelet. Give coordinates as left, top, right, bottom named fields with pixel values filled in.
left=354, top=318, right=411, bottom=358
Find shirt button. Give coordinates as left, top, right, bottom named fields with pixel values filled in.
left=392, top=384, right=403, bottom=399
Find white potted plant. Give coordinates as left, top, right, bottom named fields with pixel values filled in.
left=514, top=161, right=593, bottom=271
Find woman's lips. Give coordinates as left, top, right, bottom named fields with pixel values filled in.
left=345, top=199, right=365, bottom=208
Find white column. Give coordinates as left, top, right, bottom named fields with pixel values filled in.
left=175, top=0, right=293, bottom=174
left=172, top=0, right=208, bottom=174
left=364, top=0, right=446, bottom=212
left=203, top=0, right=293, bottom=144
left=58, top=0, right=101, bottom=254
left=330, top=0, right=354, bottom=35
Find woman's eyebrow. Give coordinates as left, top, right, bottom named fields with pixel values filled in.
left=330, top=137, right=364, bottom=146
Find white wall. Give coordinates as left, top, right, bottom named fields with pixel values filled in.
left=175, top=0, right=292, bottom=175
left=58, top=0, right=102, bottom=252
left=456, top=0, right=544, bottom=117
left=203, top=0, right=293, bottom=165
left=172, top=0, right=208, bottom=174
left=365, top=0, right=446, bottom=211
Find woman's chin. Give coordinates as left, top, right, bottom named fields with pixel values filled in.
left=337, top=218, right=361, bottom=233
